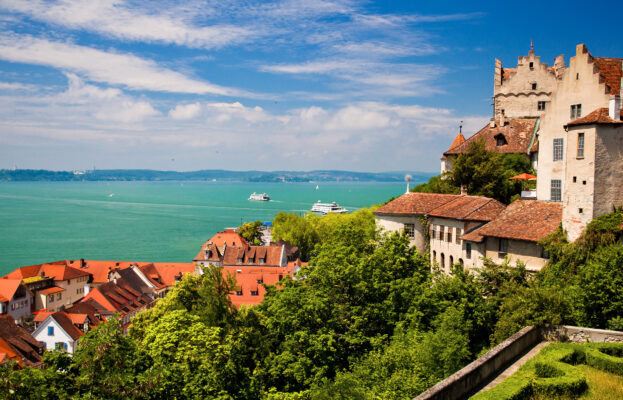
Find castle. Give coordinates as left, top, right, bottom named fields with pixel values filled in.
left=377, top=43, right=622, bottom=272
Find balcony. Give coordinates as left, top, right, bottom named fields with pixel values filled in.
left=521, top=189, right=537, bottom=199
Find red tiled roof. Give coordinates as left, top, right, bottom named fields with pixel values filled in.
left=193, top=242, right=223, bottom=263
left=38, top=286, right=65, bottom=295
left=207, top=229, right=248, bottom=248
left=65, top=302, right=105, bottom=326
left=446, top=132, right=466, bottom=152
left=428, top=196, right=506, bottom=222
left=149, top=263, right=195, bottom=286
left=444, top=118, right=538, bottom=156
left=51, top=311, right=83, bottom=341
left=502, top=68, right=516, bottom=80
left=593, top=57, right=623, bottom=96
left=461, top=227, right=485, bottom=243
left=66, top=260, right=134, bottom=284
left=222, top=245, right=284, bottom=267
left=223, top=266, right=294, bottom=307
left=0, top=280, right=23, bottom=302
left=0, top=315, right=43, bottom=367
left=566, top=108, right=623, bottom=127
left=39, top=264, right=91, bottom=281
left=467, top=200, right=562, bottom=242
left=0, top=337, right=22, bottom=366
left=375, top=192, right=458, bottom=215
left=33, top=312, right=53, bottom=323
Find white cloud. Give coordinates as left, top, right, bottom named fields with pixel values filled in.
left=0, top=33, right=244, bottom=95
left=169, top=102, right=202, bottom=120
left=0, top=81, right=37, bottom=90
left=0, top=0, right=253, bottom=49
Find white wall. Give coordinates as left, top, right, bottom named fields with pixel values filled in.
left=33, top=318, right=78, bottom=354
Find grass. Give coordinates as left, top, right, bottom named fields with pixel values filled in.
left=531, top=364, right=623, bottom=399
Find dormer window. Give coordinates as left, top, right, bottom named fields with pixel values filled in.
left=248, top=257, right=254, bottom=264
left=238, top=258, right=243, bottom=263
left=495, top=134, right=507, bottom=146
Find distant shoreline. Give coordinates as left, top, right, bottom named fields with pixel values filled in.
left=0, top=169, right=435, bottom=183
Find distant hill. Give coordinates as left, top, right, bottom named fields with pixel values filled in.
left=0, top=169, right=434, bottom=183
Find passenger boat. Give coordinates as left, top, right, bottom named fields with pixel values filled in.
left=248, top=192, right=270, bottom=201
left=310, top=200, right=348, bottom=215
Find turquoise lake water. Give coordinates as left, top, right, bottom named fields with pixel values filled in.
left=0, top=181, right=420, bottom=275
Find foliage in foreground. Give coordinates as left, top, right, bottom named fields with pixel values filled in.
left=2, top=209, right=623, bottom=399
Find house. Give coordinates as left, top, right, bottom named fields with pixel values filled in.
left=224, top=264, right=299, bottom=307
left=4, top=262, right=91, bottom=312
left=0, top=314, right=44, bottom=366
left=375, top=192, right=460, bottom=252
left=462, top=200, right=562, bottom=271
left=0, top=279, right=33, bottom=321
left=32, top=311, right=86, bottom=354
left=222, top=244, right=288, bottom=268
left=193, top=242, right=224, bottom=269
left=427, top=195, right=506, bottom=272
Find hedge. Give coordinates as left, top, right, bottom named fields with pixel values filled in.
left=471, top=343, right=623, bottom=400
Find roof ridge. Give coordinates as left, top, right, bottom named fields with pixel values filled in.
left=463, top=198, right=501, bottom=220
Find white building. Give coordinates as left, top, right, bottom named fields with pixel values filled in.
left=33, top=311, right=84, bottom=354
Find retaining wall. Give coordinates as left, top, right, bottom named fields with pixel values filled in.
left=413, top=326, right=541, bottom=400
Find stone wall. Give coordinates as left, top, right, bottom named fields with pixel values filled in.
left=544, top=325, right=623, bottom=343
left=483, top=237, right=547, bottom=272
left=414, top=326, right=541, bottom=400
left=375, top=214, right=426, bottom=253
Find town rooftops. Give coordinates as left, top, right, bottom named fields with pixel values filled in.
left=5, top=262, right=90, bottom=282
left=51, top=311, right=84, bottom=341
left=375, top=193, right=505, bottom=222
left=194, top=242, right=223, bottom=263
left=463, top=200, right=562, bottom=243
left=444, top=118, right=538, bottom=156
left=66, top=260, right=135, bottom=283
left=565, top=108, right=623, bottom=127
left=38, top=286, right=65, bottom=295
left=223, top=265, right=295, bottom=307
left=207, top=229, right=248, bottom=248
left=222, top=245, right=285, bottom=267
left=0, top=314, right=43, bottom=367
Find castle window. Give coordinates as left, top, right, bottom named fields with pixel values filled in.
left=403, top=223, right=415, bottom=239
left=495, top=134, right=507, bottom=146
left=551, top=179, right=562, bottom=202
left=570, top=104, right=582, bottom=120
left=529, top=62, right=534, bottom=69
left=449, top=256, right=454, bottom=266
left=577, top=132, right=585, bottom=158
left=447, top=228, right=452, bottom=242
left=432, top=250, right=437, bottom=264
left=538, top=101, right=546, bottom=111
left=579, top=208, right=583, bottom=214
left=430, top=225, right=435, bottom=240
left=440, top=253, right=445, bottom=269
left=456, top=228, right=462, bottom=244
left=531, top=83, right=537, bottom=90
left=576, top=73, right=579, bottom=80
left=465, top=243, right=472, bottom=259
left=573, top=176, right=577, bottom=183
left=553, top=138, right=563, bottom=161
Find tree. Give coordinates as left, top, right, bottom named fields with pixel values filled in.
left=239, top=220, right=263, bottom=245
left=272, top=212, right=320, bottom=261
left=411, top=173, right=459, bottom=194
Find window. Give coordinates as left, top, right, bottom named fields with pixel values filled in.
left=47, top=326, right=54, bottom=336
left=235, top=290, right=243, bottom=296
left=459, top=258, right=464, bottom=267
left=447, top=228, right=452, bottom=242
left=495, top=134, right=507, bottom=146
left=48, top=294, right=54, bottom=302
left=577, top=132, right=585, bottom=158
left=430, top=225, right=435, bottom=240
left=456, top=228, right=462, bottom=244
left=529, top=62, right=534, bottom=69
left=551, top=180, right=562, bottom=202
left=541, top=247, right=550, bottom=259
left=573, top=176, right=577, bottom=183
left=553, top=138, right=563, bottom=161
left=256, top=278, right=263, bottom=284
left=432, top=251, right=437, bottom=264
left=57, top=293, right=62, bottom=301
left=538, top=101, right=546, bottom=111
left=250, top=290, right=259, bottom=296
left=531, top=83, right=537, bottom=90
left=570, top=104, right=582, bottom=119
left=499, top=239, right=509, bottom=256
left=579, top=208, right=583, bottom=214
left=449, top=256, right=454, bottom=266
left=576, top=73, right=579, bottom=80
left=55, top=342, right=67, bottom=351
left=466, top=243, right=472, bottom=259
left=403, top=223, right=415, bottom=239
left=440, top=253, right=445, bottom=269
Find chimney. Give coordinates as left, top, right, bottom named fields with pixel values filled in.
left=80, top=258, right=85, bottom=268
left=609, top=95, right=621, bottom=121
left=499, top=112, right=506, bottom=127
left=489, top=118, right=495, bottom=128
left=460, top=185, right=468, bottom=196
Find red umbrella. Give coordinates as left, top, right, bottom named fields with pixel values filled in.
left=509, top=173, right=537, bottom=181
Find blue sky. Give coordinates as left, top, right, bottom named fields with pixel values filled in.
left=0, top=0, right=621, bottom=172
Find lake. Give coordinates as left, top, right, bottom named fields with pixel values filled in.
left=0, top=180, right=422, bottom=274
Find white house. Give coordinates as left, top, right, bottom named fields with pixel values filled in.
left=32, top=311, right=84, bottom=354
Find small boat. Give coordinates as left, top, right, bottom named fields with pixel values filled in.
left=310, top=200, right=348, bottom=215
left=249, top=192, right=270, bottom=201
left=316, top=185, right=319, bottom=190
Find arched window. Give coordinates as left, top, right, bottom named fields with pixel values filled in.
left=432, top=251, right=437, bottom=265
left=449, top=255, right=454, bottom=267
left=440, top=253, right=445, bottom=269
left=459, top=258, right=464, bottom=267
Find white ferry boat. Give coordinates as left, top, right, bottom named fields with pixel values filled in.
left=248, top=192, right=270, bottom=201
left=310, top=200, right=348, bottom=215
